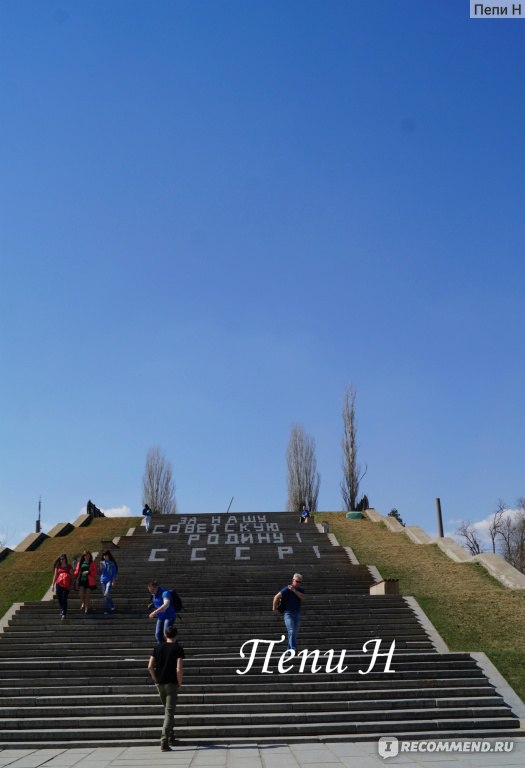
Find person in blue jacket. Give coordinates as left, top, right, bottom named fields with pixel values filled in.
left=148, top=580, right=177, bottom=644
left=100, top=550, right=118, bottom=614
left=272, top=572, right=305, bottom=651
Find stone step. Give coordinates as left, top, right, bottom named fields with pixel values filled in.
left=0, top=645, right=436, bottom=659
left=0, top=716, right=520, bottom=744
left=4, top=727, right=523, bottom=749
left=2, top=618, right=429, bottom=631
left=7, top=603, right=427, bottom=614
left=0, top=636, right=433, bottom=665
left=15, top=595, right=410, bottom=605
left=0, top=653, right=483, bottom=671
left=0, top=627, right=433, bottom=641
left=0, top=646, right=436, bottom=659
left=0, top=673, right=492, bottom=693
left=2, top=705, right=516, bottom=732
left=0, top=686, right=499, bottom=706
left=0, top=676, right=501, bottom=697
left=6, top=622, right=425, bottom=634
left=1, top=696, right=507, bottom=718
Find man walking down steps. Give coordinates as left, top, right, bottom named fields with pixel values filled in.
left=147, top=624, right=184, bottom=751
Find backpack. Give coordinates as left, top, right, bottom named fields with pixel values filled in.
left=169, top=589, right=183, bottom=613
left=277, top=591, right=287, bottom=614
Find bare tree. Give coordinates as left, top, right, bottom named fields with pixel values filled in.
left=142, top=446, right=177, bottom=515
left=286, top=423, right=320, bottom=512
left=340, top=385, right=367, bottom=511
left=456, top=500, right=525, bottom=573
left=456, top=521, right=484, bottom=555
left=489, top=500, right=506, bottom=554
left=497, top=503, right=525, bottom=574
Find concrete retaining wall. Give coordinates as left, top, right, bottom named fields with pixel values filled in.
left=472, top=553, right=525, bottom=589
left=362, top=509, right=525, bottom=591
left=0, top=547, right=12, bottom=563
left=72, top=513, right=92, bottom=528
left=14, top=532, right=49, bottom=552
left=47, top=522, right=75, bottom=538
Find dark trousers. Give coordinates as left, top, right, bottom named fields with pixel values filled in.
left=56, top=585, right=70, bottom=617
left=156, top=682, right=179, bottom=744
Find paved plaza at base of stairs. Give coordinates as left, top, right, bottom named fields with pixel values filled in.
left=1, top=739, right=525, bottom=768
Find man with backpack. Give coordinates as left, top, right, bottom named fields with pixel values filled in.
left=272, top=573, right=305, bottom=651
left=147, top=581, right=179, bottom=644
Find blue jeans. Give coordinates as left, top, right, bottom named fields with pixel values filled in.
left=155, top=617, right=175, bottom=644
left=156, top=682, right=179, bottom=744
left=284, top=610, right=301, bottom=650
left=102, top=582, right=114, bottom=613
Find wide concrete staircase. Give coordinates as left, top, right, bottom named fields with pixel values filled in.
left=0, top=512, right=521, bottom=747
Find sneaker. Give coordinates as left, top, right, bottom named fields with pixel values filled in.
left=160, top=744, right=172, bottom=752
left=60, top=614, right=65, bottom=621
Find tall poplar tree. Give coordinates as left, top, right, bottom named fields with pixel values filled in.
left=286, top=423, right=320, bottom=512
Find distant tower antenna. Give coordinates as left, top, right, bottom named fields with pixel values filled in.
left=226, top=496, right=234, bottom=514
left=436, top=497, right=444, bottom=538
left=36, top=496, right=42, bottom=534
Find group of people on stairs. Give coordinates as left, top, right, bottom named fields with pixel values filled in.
left=51, top=549, right=118, bottom=619
left=51, top=508, right=306, bottom=752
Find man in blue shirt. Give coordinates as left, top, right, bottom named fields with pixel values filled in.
left=147, top=581, right=177, bottom=644
left=272, top=573, right=305, bottom=651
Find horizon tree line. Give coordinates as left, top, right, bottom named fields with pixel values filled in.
left=285, top=383, right=367, bottom=513
left=142, top=384, right=369, bottom=516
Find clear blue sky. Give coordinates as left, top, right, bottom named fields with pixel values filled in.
left=1, top=1, right=524, bottom=547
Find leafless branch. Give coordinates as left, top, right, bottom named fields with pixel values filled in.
left=456, top=521, right=484, bottom=555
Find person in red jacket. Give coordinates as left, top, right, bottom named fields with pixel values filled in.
left=74, top=550, right=97, bottom=614
left=52, top=553, right=73, bottom=621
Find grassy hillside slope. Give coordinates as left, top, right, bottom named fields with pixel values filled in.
left=316, top=513, right=525, bottom=702
left=0, top=517, right=140, bottom=618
